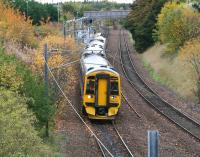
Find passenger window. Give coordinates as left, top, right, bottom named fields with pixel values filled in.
left=110, top=81, right=119, bottom=95
left=86, top=80, right=95, bottom=94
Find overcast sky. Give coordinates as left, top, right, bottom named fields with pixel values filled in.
left=35, top=0, right=134, bottom=4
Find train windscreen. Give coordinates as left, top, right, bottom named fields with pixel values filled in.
left=86, top=80, right=95, bottom=94
left=110, top=81, right=119, bottom=95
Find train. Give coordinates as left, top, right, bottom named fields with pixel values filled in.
left=80, top=32, right=121, bottom=120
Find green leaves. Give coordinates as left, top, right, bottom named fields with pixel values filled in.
left=7, top=0, right=57, bottom=25
left=0, top=46, right=55, bottom=134
left=22, top=71, right=56, bottom=129
left=0, top=63, right=23, bottom=91
left=156, top=2, right=200, bottom=53
left=126, top=0, right=167, bottom=52
left=0, top=88, right=53, bottom=157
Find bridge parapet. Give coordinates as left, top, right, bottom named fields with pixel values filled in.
left=84, top=10, right=131, bottom=19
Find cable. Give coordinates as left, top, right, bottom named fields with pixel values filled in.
left=51, top=59, right=80, bottom=70
left=44, top=58, right=114, bottom=157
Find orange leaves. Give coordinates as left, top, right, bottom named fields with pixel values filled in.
left=0, top=1, right=36, bottom=47
left=33, top=35, right=77, bottom=74
left=179, top=38, right=200, bottom=62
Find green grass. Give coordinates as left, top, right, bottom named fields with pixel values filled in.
left=142, top=43, right=197, bottom=102
left=143, top=60, right=168, bottom=85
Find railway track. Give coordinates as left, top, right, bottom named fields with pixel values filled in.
left=93, top=122, right=135, bottom=157
left=89, top=27, right=135, bottom=157
left=119, top=29, right=200, bottom=141
left=121, top=91, right=141, bottom=118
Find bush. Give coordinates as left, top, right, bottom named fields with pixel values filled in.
left=0, top=1, right=37, bottom=47
left=0, top=88, right=54, bottom=157
left=179, top=38, right=200, bottom=102
left=0, top=47, right=56, bottom=135
left=156, top=2, right=200, bottom=53
left=33, top=35, right=76, bottom=73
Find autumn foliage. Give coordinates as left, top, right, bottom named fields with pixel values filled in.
left=154, top=1, right=200, bottom=102
left=33, top=35, right=77, bottom=73
left=179, top=38, right=200, bottom=100
left=156, top=2, right=200, bottom=53
left=0, top=1, right=36, bottom=47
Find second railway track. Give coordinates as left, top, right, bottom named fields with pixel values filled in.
left=119, top=29, right=200, bottom=141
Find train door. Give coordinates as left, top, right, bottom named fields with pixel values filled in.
left=96, top=74, right=109, bottom=107
left=98, top=79, right=107, bottom=106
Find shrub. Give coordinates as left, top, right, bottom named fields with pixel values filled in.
left=0, top=47, right=55, bottom=136
left=179, top=38, right=200, bottom=102
left=33, top=35, right=76, bottom=73
left=156, top=2, right=200, bottom=53
left=0, top=1, right=37, bottom=47
left=0, top=88, right=53, bottom=157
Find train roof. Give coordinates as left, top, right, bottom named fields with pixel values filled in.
left=85, top=43, right=104, bottom=49
left=83, top=44, right=105, bottom=57
left=95, top=36, right=106, bottom=42
left=81, top=54, right=118, bottom=76
left=87, top=41, right=105, bottom=48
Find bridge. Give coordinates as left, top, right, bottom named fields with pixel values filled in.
left=84, top=10, right=131, bottom=19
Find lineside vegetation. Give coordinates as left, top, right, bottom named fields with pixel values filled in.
left=127, top=0, right=200, bottom=102
left=0, top=0, right=78, bottom=155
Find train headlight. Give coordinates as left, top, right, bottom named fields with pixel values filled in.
left=88, top=95, right=92, bottom=99
left=111, top=96, right=116, bottom=99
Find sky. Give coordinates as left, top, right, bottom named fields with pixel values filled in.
left=34, top=0, right=134, bottom=4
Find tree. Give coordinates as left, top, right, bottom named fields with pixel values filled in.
left=0, top=0, right=36, bottom=47
left=0, top=48, right=56, bottom=137
left=156, top=2, right=200, bottom=53
left=21, top=70, right=56, bottom=136
left=179, top=38, right=200, bottom=102
left=7, top=0, right=57, bottom=25
left=0, top=88, right=53, bottom=157
left=126, top=0, right=167, bottom=52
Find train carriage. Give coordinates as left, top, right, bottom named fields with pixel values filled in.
left=80, top=54, right=121, bottom=120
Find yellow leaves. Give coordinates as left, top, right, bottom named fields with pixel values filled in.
left=0, top=1, right=36, bottom=47
left=156, top=1, right=200, bottom=53
left=48, top=54, right=64, bottom=68
left=33, top=35, right=77, bottom=74
left=0, top=63, right=23, bottom=91
left=179, top=38, right=200, bottom=62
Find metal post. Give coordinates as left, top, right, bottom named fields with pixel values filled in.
left=74, top=19, right=76, bottom=40
left=57, top=2, right=60, bottom=23
left=63, top=22, right=67, bottom=47
left=44, top=43, right=48, bottom=98
left=44, top=43, right=49, bottom=137
left=148, top=130, right=159, bottom=157
left=26, top=0, right=28, bottom=20
left=81, top=18, right=84, bottom=43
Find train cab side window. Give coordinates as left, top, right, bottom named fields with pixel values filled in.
left=110, top=82, right=119, bottom=95
left=86, top=80, right=95, bottom=94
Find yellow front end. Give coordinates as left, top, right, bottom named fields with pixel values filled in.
left=82, top=71, right=121, bottom=120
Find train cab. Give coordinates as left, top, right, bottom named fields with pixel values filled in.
left=80, top=54, right=121, bottom=120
